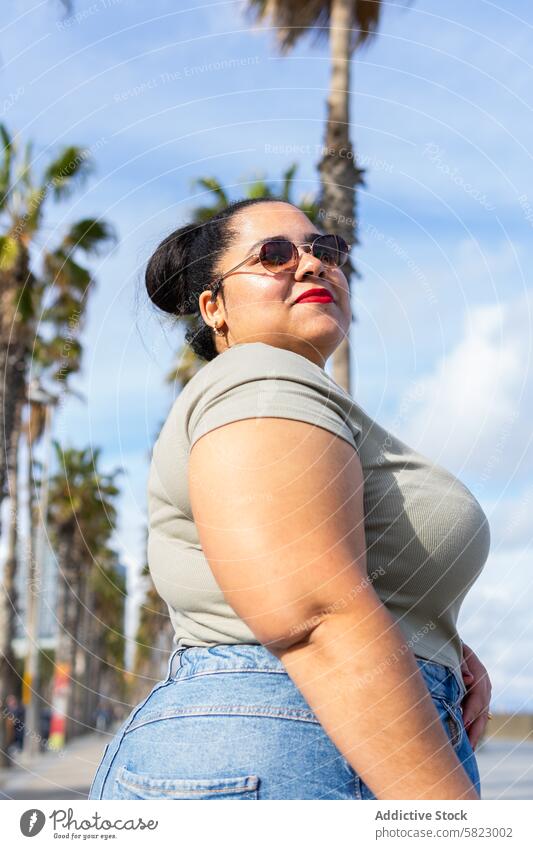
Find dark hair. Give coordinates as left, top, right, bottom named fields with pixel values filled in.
left=145, top=196, right=293, bottom=361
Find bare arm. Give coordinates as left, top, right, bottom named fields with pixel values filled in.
left=189, top=416, right=478, bottom=800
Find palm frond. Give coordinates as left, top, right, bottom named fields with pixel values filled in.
left=191, top=176, right=229, bottom=205
left=0, top=123, right=14, bottom=212
left=20, top=140, right=34, bottom=189
left=246, top=177, right=275, bottom=199
left=48, top=442, right=123, bottom=539
left=12, top=268, right=39, bottom=322
left=62, top=218, right=117, bottom=256
left=42, top=291, right=85, bottom=327
left=298, top=192, right=323, bottom=225
left=23, top=187, right=47, bottom=235
left=34, top=334, right=83, bottom=372
left=42, top=145, right=94, bottom=200
left=189, top=177, right=230, bottom=220
left=281, top=162, right=298, bottom=201
left=0, top=234, right=19, bottom=271
left=13, top=141, right=36, bottom=204
left=43, top=250, right=92, bottom=294
left=244, top=0, right=383, bottom=54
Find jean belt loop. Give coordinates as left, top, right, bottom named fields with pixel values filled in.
left=165, top=647, right=186, bottom=682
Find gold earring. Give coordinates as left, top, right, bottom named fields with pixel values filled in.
left=213, top=323, right=225, bottom=336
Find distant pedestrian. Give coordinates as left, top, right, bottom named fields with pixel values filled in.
left=39, top=706, right=52, bottom=751
left=95, top=702, right=111, bottom=732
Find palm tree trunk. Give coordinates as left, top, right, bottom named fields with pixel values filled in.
left=0, top=397, right=23, bottom=768
left=0, top=339, right=26, bottom=544
left=71, top=569, right=93, bottom=737
left=0, top=243, right=32, bottom=540
left=3, top=397, right=23, bottom=694
left=50, top=532, right=78, bottom=745
left=81, top=586, right=97, bottom=730
left=86, top=580, right=103, bottom=732
left=317, top=0, right=366, bottom=394
left=65, top=567, right=82, bottom=742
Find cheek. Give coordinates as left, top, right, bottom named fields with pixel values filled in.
left=232, top=278, right=287, bottom=310
left=336, top=274, right=350, bottom=299
left=337, top=282, right=352, bottom=314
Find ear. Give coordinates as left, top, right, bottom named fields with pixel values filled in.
left=198, top=288, right=221, bottom=326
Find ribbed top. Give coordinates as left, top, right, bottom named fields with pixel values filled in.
left=147, top=342, right=491, bottom=697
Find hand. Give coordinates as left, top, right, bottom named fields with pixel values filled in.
left=460, top=641, right=492, bottom=751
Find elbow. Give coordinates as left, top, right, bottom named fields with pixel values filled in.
left=266, top=588, right=394, bottom=663
left=248, top=603, right=338, bottom=658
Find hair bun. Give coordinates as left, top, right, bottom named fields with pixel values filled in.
left=145, top=224, right=200, bottom=315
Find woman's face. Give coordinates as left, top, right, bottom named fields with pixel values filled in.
left=198, top=201, right=352, bottom=367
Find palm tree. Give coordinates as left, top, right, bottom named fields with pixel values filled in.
left=46, top=444, right=123, bottom=746
left=0, top=122, right=116, bottom=540
left=23, top=287, right=93, bottom=671
left=75, top=544, right=126, bottom=734
left=244, top=0, right=388, bottom=391
left=0, top=124, right=116, bottom=763
left=133, top=557, right=175, bottom=699
left=0, top=125, right=115, bottom=763
left=168, top=164, right=321, bottom=387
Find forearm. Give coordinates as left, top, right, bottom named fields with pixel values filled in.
left=272, top=597, right=479, bottom=800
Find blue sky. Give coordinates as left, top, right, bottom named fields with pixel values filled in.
left=1, top=0, right=532, bottom=708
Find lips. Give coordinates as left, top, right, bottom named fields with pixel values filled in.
left=293, top=287, right=334, bottom=304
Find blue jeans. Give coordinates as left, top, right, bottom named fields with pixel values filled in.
left=89, top=644, right=481, bottom=800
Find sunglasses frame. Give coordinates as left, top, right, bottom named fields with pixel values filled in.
left=206, top=234, right=351, bottom=301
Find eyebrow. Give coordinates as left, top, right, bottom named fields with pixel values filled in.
left=245, top=232, right=324, bottom=254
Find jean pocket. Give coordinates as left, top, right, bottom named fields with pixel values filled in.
left=113, top=766, right=260, bottom=799
left=434, top=697, right=464, bottom=751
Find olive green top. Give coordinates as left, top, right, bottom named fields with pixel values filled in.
left=147, top=342, right=490, bottom=697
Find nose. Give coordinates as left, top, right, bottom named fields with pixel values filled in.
left=292, top=246, right=327, bottom=280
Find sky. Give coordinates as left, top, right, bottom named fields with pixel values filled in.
left=1, top=0, right=532, bottom=709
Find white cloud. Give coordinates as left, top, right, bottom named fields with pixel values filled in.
left=399, top=289, right=531, bottom=487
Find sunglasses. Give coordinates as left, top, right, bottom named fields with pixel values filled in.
left=208, top=234, right=350, bottom=301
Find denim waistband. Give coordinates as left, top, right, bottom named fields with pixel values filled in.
left=164, top=644, right=464, bottom=704
left=165, top=644, right=284, bottom=681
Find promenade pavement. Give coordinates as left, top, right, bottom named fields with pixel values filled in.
left=0, top=731, right=109, bottom=800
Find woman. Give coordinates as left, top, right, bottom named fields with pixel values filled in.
left=89, top=198, right=492, bottom=800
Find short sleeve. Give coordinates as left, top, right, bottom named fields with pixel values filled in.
left=187, top=342, right=361, bottom=452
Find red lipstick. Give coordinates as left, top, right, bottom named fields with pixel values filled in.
left=293, top=287, right=334, bottom=305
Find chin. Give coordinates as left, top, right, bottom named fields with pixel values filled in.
left=301, top=320, right=344, bottom=349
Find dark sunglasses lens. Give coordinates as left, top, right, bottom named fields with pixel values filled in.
left=313, top=235, right=349, bottom=267
left=259, top=240, right=297, bottom=271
